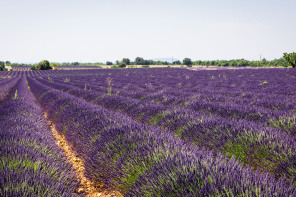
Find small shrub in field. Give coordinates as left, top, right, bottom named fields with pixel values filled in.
left=118, top=62, right=126, bottom=68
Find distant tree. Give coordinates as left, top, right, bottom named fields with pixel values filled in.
left=194, top=60, right=202, bottom=65
left=283, top=52, right=296, bottom=68
left=144, top=60, right=151, bottom=65
left=72, top=62, right=79, bottom=66
left=237, top=59, right=249, bottom=67
left=173, top=60, right=181, bottom=65
left=34, top=60, right=52, bottom=70
left=275, top=58, right=289, bottom=67
left=0, top=66, right=7, bottom=71
left=220, top=61, right=229, bottom=67
left=0, top=61, right=7, bottom=71
left=50, top=63, right=58, bottom=68
left=162, top=61, right=169, bottom=65
left=30, top=65, right=36, bottom=70
left=135, top=57, right=145, bottom=65
left=229, top=60, right=238, bottom=67
left=116, top=60, right=120, bottom=65
left=183, top=58, right=192, bottom=67
left=118, top=62, right=126, bottom=68
left=106, top=61, right=113, bottom=65
left=122, top=58, right=130, bottom=65
left=5, top=61, right=11, bottom=65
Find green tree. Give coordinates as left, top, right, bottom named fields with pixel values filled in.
left=106, top=61, right=113, bottom=65
left=135, top=57, right=145, bottom=65
left=220, top=61, right=229, bottom=67
left=237, top=59, right=249, bottom=67
left=0, top=61, right=7, bottom=71
left=30, top=65, right=36, bottom=70
left=173, top=60, right=181, bottom=65
left=229, top=60, right=238, bottom=67
left=50, top=63, right=58, bottom=68
left=34, top=60, right=52, bottom=70
left=122, top=58, right=130, bottom=65
left=183, top=58, right=192, bottom=67
left=283, top=52, right=296, bottom=68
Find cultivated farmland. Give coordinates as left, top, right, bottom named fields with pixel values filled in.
left=1, top=68, right=296, bottom=196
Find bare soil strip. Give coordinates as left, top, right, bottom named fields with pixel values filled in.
left=44, top=113, right=122, bottom=197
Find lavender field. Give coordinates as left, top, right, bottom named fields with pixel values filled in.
left=1, top=68, right=296, bottom=196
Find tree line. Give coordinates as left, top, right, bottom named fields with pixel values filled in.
left=106, top=55, right=295, bottom=68
left=193, top=58, right=289, bottom=67
left=1, top=52, right=296, bottom=71
left=106, top=57, right=184, bottom=67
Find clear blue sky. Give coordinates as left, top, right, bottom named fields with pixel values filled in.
left=0, top=0, right=295, bottom=63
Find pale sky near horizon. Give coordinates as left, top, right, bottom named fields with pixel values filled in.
left=0, top=0, right=295, bottom=63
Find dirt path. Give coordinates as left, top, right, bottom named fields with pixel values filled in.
left=44, top=113, right=122, bottom=197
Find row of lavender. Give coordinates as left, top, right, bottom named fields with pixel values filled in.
left=31, top=68, right=296, bottom=123
left=0, top=74, right=80, bottom=196
left=29, top=68, right=296, bottom=117
left=28, top=68, right=296, bottom=180
left=0, top=77, right=20, bottom=102
left=26, top=68, right=296, bottom=196
left=52, top=68, right=296, bottom=132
